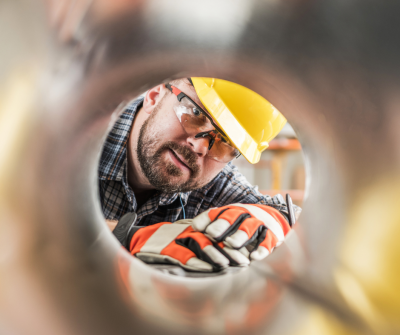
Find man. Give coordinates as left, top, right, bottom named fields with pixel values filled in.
left=99, top=77, right=298, bottom=272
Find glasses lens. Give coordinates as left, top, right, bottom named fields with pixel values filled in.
left=174, top=97, right=239, bottom=163
left=207, top=131, right=239, bottom=162
left=174, top=97, right=213, bottom=135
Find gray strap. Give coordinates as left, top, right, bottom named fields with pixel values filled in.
left=112, top=212, right=138, bottom=248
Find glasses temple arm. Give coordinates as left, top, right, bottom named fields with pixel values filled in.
left=195, top=131, right=215, bottom=151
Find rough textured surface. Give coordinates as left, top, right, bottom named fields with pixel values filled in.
left=1, top=0, right=400, bottom=334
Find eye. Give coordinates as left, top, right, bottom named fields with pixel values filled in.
left=193, top=108, right=201, bottom=116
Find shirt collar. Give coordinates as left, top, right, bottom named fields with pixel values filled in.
left=158, top=191, right=190, bottom=207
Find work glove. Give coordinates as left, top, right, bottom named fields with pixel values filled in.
left=127, top=221, right=231, bottom=272
left=191, top=204, right=291, bottom=264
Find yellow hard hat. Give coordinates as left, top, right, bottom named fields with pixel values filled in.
left=191, top=77, right=287, bottom=164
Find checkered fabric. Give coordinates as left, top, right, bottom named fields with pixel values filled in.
left=98, top=97, right=295, bottom=226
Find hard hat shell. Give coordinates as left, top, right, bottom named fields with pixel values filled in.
left=191, top=77, right=287, bottom=164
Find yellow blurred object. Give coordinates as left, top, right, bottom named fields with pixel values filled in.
left=191, top=77, right=287, bottom=164
left=291, top=306, right=362, bottom=335
left=336, top=177, right=400, bottom=333
left=0, top=70, right=35, bottom=195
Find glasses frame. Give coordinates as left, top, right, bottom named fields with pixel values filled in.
left=165, top=83, right=241, bottom=159
left=165, top=83, right=228, bottom=137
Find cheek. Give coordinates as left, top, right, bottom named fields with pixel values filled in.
left=152, top=111, right=186, bottom=141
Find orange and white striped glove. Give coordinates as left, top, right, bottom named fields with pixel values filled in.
left=127, top=222, right=230, bottom=272
left=191, top=204, right=291, bottom=264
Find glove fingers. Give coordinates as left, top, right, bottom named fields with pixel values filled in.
left=136, top=252, right=214, bottom=272
left=191, top=209, right=212, bottom=232
left=219, top=245, right=250, bottom=266
left=161, top=242, right=219, bottom=272
left=177, top=229, right=230, bottom=268
left=224, top=229, right=249, bottom=249
left=248, top=204, right=292, bottom=236
left=227, top=204, right=286, bottom=243
left=189, top=204, right=291, bottom=265
left=192, top=206, right=249, bottom=233
left=185, top=257, right=215, bottom=272
left=250, top=229, right=279, bottom=261
left=160, top=241, right=197, bottom=265
left=207, top=207, right=252, bottom=241
left=132, top=222, right=229, bottom=271
left=207, top=206, right=248, bottom=221
left=205, top=213, right=251, bottom=242
left=250, top=246, right=271, bottom=261
left=205, top=218, right=230, bottom=238
left=175, top=237, right=229, bottom=270
left=202, top=245, right=229, bottom=268
left=224, top=218, right=265, bottom=249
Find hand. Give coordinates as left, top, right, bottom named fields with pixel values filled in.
left=191, top=204, right=291, bottom=262
left=128, top=221, right=230, bottom=272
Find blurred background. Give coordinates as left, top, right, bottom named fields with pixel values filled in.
left=234, top=123, right=305, bottom=207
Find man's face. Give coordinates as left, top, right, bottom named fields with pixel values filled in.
left=137, top=82, right=228, bottom=193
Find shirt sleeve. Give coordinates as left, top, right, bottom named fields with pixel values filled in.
left=208, top=163, right=302, bottom=218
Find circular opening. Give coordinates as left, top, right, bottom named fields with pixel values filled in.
left=7, top=1, right=397, bottom=334
left=97, top=77, right=305, bottom=277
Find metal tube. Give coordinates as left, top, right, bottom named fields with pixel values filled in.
left=1, top=0, right=399, bottom=334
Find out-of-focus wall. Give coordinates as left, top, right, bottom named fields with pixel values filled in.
left=234, top=124, right=305, bottom=207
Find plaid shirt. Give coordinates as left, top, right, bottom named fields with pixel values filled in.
left=98, top=97, right=293, bottom=226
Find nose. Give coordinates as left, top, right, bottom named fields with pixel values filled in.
left=186, top=136, right=209, bottom=157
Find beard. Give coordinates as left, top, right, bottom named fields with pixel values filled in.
left=136, top=100, right=203, bottom=194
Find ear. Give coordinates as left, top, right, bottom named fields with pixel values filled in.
left=142, top=84, right=165, bottom=115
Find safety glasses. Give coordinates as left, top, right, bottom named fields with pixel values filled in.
left=165, top=83, right=239, bottom=163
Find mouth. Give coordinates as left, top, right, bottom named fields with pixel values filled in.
left=168, top=149, right=191, bottom=172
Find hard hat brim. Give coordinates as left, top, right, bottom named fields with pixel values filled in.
left=191, top=77, right=287, bottom=164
